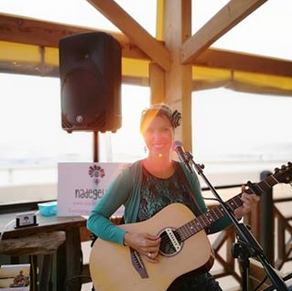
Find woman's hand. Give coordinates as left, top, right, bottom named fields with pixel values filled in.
left=234, top=185, right=260, bottom=220
left=123, top=232, right=161, bottom=263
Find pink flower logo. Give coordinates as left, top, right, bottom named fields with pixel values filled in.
left=88, top=165, right=105, bottom=186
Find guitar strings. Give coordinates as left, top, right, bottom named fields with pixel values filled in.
left=158, top=217, right=209, bottom=251
left=155, top=201, right=233, bottom=251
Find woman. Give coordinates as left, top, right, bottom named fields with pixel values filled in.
left=87, top=104, right=259, bottom=290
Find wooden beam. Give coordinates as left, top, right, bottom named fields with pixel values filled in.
left=2, top=13, right=292, bottom=79
left=149, top=62, right=165, bottom=104
left=164, top=0, right=192, bottom=150
left=1, top=12, right=292, bottom=96
left=0, top=13, right=148, bottom=60
left=195, top=48, right=292, bottom=77
left=156, top=0, right=165, bottom=41
left=86, top=0, right=171, bottom=71
left=181, top=0, right=268, bottom=64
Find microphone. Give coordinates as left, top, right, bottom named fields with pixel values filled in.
left=172, top=140, right=193, bottom=173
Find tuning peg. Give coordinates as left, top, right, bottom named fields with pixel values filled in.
left=274, top=167, right=279, bottom=173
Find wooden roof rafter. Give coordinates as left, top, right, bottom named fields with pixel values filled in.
left=196, top=48, right=292, bottom=78
left=180, top=0, right=268, bottom=64
left=1, top=12, right=292, bottom=78
left=0, top=12, right=148, bottom=60
left=86, top=0, right=172, bottom=71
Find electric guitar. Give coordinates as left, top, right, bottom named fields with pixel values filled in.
left=89, top=162, right=292, bottom=291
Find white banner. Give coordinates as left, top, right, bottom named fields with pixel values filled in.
left=57, top=162, right=127, bottom=216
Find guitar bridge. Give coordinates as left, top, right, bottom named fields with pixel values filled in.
left=165, top=228, right=181, bottom=252
left=130, top=247, right=149, bottom=279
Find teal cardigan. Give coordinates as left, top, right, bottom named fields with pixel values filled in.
left=87, top=160, right=231, bottom=245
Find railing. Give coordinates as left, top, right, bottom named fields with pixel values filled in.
left=274, top=198, right=292, bottom=270
left=200, top=184, right=241, bottom=285
left=204, top=179, right=292, bottom=288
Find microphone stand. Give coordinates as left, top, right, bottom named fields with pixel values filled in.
left=181, top=150, right=288, bottom=291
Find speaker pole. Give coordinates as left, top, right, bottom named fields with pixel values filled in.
left=93, top=131, right=99, bottom=163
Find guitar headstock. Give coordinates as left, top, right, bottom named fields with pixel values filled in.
left=273, top=162, right=292, bottom=184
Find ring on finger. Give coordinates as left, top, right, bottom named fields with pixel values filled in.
left=147, top=252, right=152, bottom=258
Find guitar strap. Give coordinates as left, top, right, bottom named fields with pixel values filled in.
left=174, top=161, right=204, bottom=217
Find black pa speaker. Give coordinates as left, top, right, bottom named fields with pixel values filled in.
left=59, top=32, right=122, bottom=133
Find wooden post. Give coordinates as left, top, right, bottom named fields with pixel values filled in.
left=149, top=62, right=165, bottom=105
left=260, top=170, right=274, bottom=265
left=163, top=0, right=193, bottom=150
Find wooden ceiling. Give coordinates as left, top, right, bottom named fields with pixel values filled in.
left=1, top=0, right=292, bottom=80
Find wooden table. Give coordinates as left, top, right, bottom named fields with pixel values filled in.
left=0, top=212, right=87, bottom=291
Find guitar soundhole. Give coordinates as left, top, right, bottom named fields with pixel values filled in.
left=158, top=228, right=182, bottom=257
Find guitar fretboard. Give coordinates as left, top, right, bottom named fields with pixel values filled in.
left=178, top=174, right=279, bottom=241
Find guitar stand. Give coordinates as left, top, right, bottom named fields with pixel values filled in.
left=180, top=152, right=289, bottom=291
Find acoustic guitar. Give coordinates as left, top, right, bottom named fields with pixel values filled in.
left=90, top=162, right=292, bottom=291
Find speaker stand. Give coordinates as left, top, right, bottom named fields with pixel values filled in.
left=93, top=131, right=99, bottom=162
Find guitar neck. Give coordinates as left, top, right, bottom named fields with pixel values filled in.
left=178, top=174, right=279, bottom=241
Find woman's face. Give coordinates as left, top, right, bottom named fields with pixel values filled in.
left=142, top=114, right=174, bottom=157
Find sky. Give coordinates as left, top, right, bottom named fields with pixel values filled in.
left=192, top=88, right=292, bottom=158
left=0, top=73, right=149, bottom=161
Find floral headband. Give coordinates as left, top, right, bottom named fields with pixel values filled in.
left=171, top=109, right=182, bottom=128
left=140, top=104, right=182, bottom=132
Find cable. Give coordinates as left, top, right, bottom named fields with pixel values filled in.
left=64, top=274, right=92, bottom=290
left=261, top=272, right=292, bottom=291
left=0, top=219, right=15, bottom=242
left=0, top=210, right=39, bottom=242
left=253, top=275, right=268, bottom=291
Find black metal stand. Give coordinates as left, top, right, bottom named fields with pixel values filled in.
left=179, top=149, right=289, bottom=291
left=232, top=235, right=252, bottom=290
left=92, top=131, right=98, bottom=291
left=93, top=131, right=99, bottom=163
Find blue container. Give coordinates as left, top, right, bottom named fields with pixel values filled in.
left=38, top=201, right=57, bottom=217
